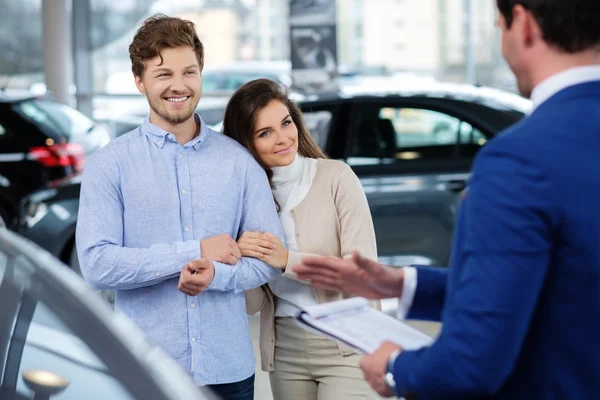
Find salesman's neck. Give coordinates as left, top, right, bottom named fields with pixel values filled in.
left=530, top=49, right=600, bottom=89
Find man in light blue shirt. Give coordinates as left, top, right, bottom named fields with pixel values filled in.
left=76, top=15, right=283, bottom=399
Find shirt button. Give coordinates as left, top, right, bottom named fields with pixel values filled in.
left=155, top=272, right=161, bottom=277
left=191, top=337, right=197, bottom=343
left=179, top=154, right=183, bottom=159
left=190, top=303, right=196, bottom=309
left=167, top=134, right=173, bottom=140
left=182, top=189, right=188, bottom=195
left=184, top=226, right=190, bottom=232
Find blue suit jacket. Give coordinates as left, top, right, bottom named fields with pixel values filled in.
left=393, top=81, right=600, bottom=399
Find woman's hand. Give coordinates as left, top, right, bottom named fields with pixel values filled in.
left=260, top=233, right=288, bottom=269
left=237, top=231, right=288, bottom=269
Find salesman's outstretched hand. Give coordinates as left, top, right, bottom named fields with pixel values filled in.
left=293, top=251, right=405, bottom=300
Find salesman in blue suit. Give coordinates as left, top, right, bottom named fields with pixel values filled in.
left=294, top=0, right=600, bottom=398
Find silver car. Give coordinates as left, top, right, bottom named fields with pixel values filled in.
left=0, top=228, right=217, bottom=400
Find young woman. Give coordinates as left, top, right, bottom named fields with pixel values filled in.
left=222, top=78, right=379, bottom=400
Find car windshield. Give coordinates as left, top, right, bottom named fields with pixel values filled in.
left=14, top=99, right=95, bottom=138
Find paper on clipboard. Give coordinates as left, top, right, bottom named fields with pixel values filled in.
left=295, top=297, right=434, bottom=354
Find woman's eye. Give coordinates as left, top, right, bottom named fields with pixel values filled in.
left=283, top=120, right=292, bottom=127
left=259, top=131, right=270, bottom=138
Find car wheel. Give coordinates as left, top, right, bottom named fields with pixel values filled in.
left=69, top=245, right=115, bottom=307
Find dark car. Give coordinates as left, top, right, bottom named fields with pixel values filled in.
left=299, top=83, right=530, bottom=265
left=0, top=228, right=217, bottom=399
left=0, top=90, right=110, bottom=229
left=19, top=83, right=530, bottom=285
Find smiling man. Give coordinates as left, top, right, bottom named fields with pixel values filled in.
left=76, top=15, right=285, bottom=400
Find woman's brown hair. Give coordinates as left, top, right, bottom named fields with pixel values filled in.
left=222, top=78, right=327, bottom=186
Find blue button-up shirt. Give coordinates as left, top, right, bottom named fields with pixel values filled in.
left=76, top=114, right=284, bottom=385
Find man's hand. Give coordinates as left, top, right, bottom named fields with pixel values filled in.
left=293, top=250, right=405, bottom=300
left=200, top=234, right=241, bottom=265
left=178, top=259, right=215, bottom=296
left=360, top=341, right=402, bottom=398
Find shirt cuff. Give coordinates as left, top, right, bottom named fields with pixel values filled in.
left=397, top=266, right=417, bottom=320
left=175, top=240, right=202, bottom=269
left=208, top=261, right=232, bottom=291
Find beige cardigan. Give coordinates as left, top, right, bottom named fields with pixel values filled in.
left=245, top=158, right=380, bottom=372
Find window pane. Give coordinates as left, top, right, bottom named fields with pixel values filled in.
left=386, top=108, right=461, bottom=148
left=14, top=101, right=63, bottom=137
left=303, top=110, right=332, bottom=149
left=34, top=100, right=95, bottom=135
left=350, top=107, right=469, bottom=164
left=459, top=121, right=487, bottom=146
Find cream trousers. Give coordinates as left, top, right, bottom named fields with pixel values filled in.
left=268, top=317, right=380, bottom=400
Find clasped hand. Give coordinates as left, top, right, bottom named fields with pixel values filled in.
left=237, top=231, right=288, bottom=269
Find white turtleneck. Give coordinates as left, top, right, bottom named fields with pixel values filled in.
left=268, top=154, right=319, bottom=317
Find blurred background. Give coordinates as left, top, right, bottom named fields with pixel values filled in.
left=0, top=0, right=516, bottom=122
left=0, top=2, right=528, bottom=398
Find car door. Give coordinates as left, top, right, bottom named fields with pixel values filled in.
left=337, top=98, right=490, bottom=266
left=0, top=231, right=213, bottom=400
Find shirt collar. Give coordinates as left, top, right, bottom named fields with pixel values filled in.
left=141, top=113, right=209, bottom=150
left=530, top=65, right=600, bottom=113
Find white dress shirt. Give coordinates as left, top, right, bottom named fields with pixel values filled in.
left=530, top=65, right=600, bottom=112
left=268, top=154, right=320, bottom=317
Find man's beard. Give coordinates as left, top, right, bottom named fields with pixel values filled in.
left=149, top=94, right=197, bottom=125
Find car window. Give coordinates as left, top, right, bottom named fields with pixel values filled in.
left=14, top=100, right=94, bottom=139
left=34, top=100, right=95, bottom=135
left=14, top=101, right=64, bottom=138
left=348, top=106, right=486, bottom=165
left=303, top=110, right=333, bottom=149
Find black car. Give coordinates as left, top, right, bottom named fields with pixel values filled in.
left=0, top=90, right=110, bottom=229
left=0, top=228, right=217, bottom=399
left=19, top=83, right=530, bottom=282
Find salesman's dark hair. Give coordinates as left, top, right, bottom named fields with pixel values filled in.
left=497, top=0, right=600, bottom=53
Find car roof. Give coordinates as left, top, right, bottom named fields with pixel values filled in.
left=0, top=89, right=38, bottom=103
left=302, top=80, right=532, bottom=114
